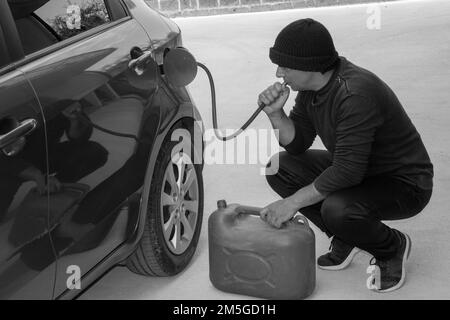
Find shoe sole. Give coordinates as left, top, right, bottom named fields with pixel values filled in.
left=318, top=247, right=361, bottom=271
left=372, top=232, right=412, bottom=293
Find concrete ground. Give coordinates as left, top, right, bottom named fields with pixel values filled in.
left=79, top=0, right=450, bottom=299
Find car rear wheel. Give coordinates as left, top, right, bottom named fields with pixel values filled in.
left=126, top=125, right=203, bottom=276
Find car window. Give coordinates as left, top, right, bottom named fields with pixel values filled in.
left=34, top=0, right=111, bottom=41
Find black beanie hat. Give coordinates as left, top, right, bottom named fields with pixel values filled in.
left=269, top=18, right=339, bottom=73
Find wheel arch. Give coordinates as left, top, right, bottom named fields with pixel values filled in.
left=126, top=108, right=204, bottom=254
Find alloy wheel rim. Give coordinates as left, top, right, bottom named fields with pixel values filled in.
left=160, top=151, right=199, bottom=255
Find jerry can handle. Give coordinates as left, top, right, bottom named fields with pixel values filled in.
left=235, top=205, right=262, bottom=217
left=217, top=200, right=262, bottom=217
left=217, top=200, right=309, bottom=227
left=236, top=206, right=310, bottom=228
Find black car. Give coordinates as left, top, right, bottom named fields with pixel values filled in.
left=0, top=0, right=204, bottom=299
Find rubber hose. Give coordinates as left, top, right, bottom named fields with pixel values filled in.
left=197, top=62, right=267, bottom=141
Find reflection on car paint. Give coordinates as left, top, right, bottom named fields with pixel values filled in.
left=17, top=18, right=162, bottom=295
left=1, top=0, right=203, bottom=300
left=0, top=71, right=55, bottom=299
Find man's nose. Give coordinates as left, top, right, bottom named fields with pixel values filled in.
left=276, top=66, right=284, bottom=78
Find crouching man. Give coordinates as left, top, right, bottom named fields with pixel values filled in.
left=259, top=18, right=433, bottom=292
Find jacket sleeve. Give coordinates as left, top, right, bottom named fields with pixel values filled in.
left=282, top=92, right=317, bottom=155
left=313, top=95, right=384, bottom=194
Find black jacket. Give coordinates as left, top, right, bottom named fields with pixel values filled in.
left=283, top=57, right=433, bottom=194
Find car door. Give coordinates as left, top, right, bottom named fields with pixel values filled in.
left=0, top=1, right=55, bottom=299
left=10, top=0, right=160, bottom=297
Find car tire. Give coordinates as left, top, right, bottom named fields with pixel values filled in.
left=126, top=124, right=204, bottom=276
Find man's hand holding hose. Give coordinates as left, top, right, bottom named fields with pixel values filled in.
left=258, top=82, right=298, bottom=148
left=258, top=81, right=290, bottom=116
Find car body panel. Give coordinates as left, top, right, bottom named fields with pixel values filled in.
left=59, top=109, right=202, bottom=300
left=0, top=0, right=204, bottom=299
left=0, top=68, right=55, bottom=300
left=16, top=14, right=163, bottom=296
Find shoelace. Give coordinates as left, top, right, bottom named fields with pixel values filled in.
left=329, top=238, right=351, bottom=259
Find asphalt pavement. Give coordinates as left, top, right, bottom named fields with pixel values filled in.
left=79, top=0, right=450, bottom=300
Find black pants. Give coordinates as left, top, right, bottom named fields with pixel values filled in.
left=266, top=150, right=432, bottom=260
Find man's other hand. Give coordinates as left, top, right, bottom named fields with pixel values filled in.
left=260, top=198, right=299, bottom=228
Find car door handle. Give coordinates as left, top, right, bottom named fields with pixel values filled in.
left=0, top=118, right=37, bottom=149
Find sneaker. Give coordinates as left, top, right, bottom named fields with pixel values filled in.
left=366, top=231, right=412, bottom=293
left=318, top=237, right=361, bottom=270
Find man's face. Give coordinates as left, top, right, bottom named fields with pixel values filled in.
left=276, top=66, right=315, bottom=91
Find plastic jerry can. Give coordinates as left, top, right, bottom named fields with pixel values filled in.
left=208, top=201, right=315, bottom=300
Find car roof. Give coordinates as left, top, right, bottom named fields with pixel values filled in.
left=7, top=0, right=50, bottom=19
